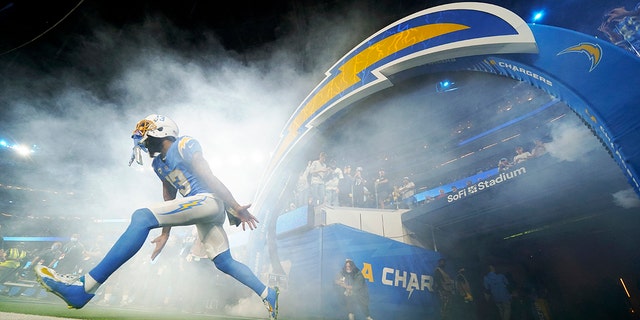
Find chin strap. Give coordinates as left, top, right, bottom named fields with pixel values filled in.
left=129, top=145, right=144, bottom=166
left=129, top=133, right=148, bottom=166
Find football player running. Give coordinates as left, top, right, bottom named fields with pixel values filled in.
left=35, top=114, right=279, bottom=319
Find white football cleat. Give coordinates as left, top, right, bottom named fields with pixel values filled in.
left=34, top=265, right=94, bottom=309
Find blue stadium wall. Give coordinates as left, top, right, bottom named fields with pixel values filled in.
left=277, top=223, right=442, bottom=319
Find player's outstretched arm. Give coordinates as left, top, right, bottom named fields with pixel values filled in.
left=233, top=204, right=259, bottom=231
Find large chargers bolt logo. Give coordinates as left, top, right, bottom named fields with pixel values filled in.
left=557, top=42, right=602, bottom=72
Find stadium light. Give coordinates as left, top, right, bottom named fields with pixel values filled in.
left=436, top=80, right=458, bottom=93
left=0, top=138, right=38, bottom=156
left=13, top=144, right=32, bottom=156
left=531, top=10, right=545, bottom=23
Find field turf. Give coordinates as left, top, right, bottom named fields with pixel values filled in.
left=0, top=295, right=269, bottom=320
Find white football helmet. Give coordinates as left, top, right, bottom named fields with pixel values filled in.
left=133, top=114, right=179, bottom=142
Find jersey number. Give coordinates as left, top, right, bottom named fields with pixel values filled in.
left=167, top=169, right=192, bottom=196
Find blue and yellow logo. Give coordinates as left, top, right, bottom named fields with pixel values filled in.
left=266, top=3, right=536, bottom=177
left=557, top=42, right=602, bottom=72
left=161, top=198, right=205, bottom=215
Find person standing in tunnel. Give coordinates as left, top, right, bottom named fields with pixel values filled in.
left=34, top=114, right=279, bottom=319
left=434, top=258, right=455, bottom=319
left=484, top=264, right=511, bottom=320
left=452, top=267, right=476, bottom=320
left=335, top=259, right=374, bottom=320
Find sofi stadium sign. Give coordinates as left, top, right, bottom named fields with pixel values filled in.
left=447, top=167, right=527, bottom=203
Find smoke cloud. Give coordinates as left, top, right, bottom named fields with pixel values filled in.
left=612, top=188, right=640, bottom=209
left=545, top=120, right=602, bottom=162
left=0, top=1, right=390, bottom=316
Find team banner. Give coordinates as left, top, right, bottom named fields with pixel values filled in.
left=278, top=224, right=442, bottom=319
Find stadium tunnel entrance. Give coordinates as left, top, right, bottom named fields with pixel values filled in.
left=258, top=3, right=640, bottom=209
left=252, top=3, right=640, bottom=319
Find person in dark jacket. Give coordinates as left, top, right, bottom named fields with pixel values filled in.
left=335, top=259, right=374, bottom=320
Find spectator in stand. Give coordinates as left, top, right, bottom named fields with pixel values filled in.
left=512, top=146, right=532, bottom=165
left=374, top=169, right=391, bottom=209
left=0, top=225, right=6, bottom=270
left=82, top=234, right=109, bottom=277
left=30, top=241, right=64, bottom=269
left=498, top=157, right=512, bottom=172
left=0, top=242, right=28, bottom=282
left=352, top=167, right=368, bottom=208
left=339, top=165, right=354, bottom=207
left=0, top=225, right=5, bottom=257
left=294, top=169, right=310, bottom=207
left=397, top=177, right=416, bottom=209
left=325, top=159, right=343, bottom=207
left=309, top=152, right=329, bottom=206
left=425, top=195, right=435, bottom=204
left=436, top=189, right=447, bottom=200
left=531, top=139, right=547, bottom=158
left=56, top=233, right=87, bottom=275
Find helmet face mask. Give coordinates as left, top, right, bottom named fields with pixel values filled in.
left=134, top=119, right=157, bottom=143
left=129, top=114, right=179, bottom=165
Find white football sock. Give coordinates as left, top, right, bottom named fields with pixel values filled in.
left=83, top=273, right=101, bottom=294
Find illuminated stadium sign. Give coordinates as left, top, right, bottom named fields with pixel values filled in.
left=490, top=59, right=554, bottom=86
left=448, top=167, right=527, bottom=202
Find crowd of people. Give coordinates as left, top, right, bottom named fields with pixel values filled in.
left=293, top=151, right=418, bottom=211
left=292, top=138, right=547, bottom=212
left=0, top=232, right=104, bottom=295
left=433, top=259, right=551, bottom=320
left=330, top=256, right=551, bottom=320
left=412, top=138, right=547, bottom=206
